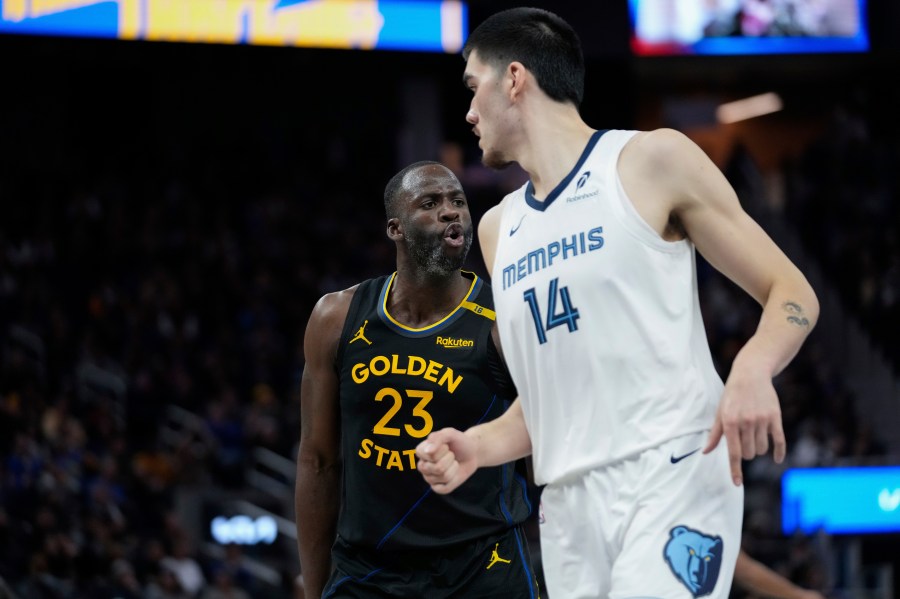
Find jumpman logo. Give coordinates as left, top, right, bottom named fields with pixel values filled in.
left=486, top=543, right=512, bottom=570
left=349, top=320, right=372, bottom=345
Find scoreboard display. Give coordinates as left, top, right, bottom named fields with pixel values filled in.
left=0, top=0, right=467, bottom=53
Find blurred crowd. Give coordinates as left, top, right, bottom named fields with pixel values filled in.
left=2, top=42, right=897, bottom=599
left=703, top=91, right=898, bottom=596
left=784, top=97, right=900, bottom=373
left=0, top=163, right=328, bottom=596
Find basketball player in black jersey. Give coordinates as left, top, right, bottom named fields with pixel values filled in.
left=295, top=161, right=538, bottom=599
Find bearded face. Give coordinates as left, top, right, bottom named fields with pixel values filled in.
left=402, top=217, right=473, bottom=278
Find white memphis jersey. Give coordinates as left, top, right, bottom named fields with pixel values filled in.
left=492, top=129, right=724, bottom=486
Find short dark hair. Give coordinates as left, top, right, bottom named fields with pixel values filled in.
left=463, top=7, right=584, bottom=107
left=383, top=160, right=443, bottom=220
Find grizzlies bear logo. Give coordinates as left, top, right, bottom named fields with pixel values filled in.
left=663, top=525, right=723, bottom=597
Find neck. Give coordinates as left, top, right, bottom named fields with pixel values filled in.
left=514, top=101, right=595, bottom=200
left=388, top=267, right=470, bottom=329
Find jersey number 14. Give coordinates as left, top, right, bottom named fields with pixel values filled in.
left=523, top=277, right=580, bottom=344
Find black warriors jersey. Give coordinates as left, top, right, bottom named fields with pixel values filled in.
left=334, top=272, right=531, bottom=551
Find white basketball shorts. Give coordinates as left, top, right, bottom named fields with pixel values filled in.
left=538, top=430, right=744, bottom=598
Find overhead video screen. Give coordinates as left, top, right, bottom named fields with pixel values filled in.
left=630, top=0, right=868, bottom=55
left=782, top=466, right=900, bottom=535
left=0, top=0, right=468, bottom=53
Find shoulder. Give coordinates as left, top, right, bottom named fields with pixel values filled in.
left=478, top=199, right=504, bottom=229
left=478, top=195, right=515, bottom=237
left=477, top=196, right=518, bottom=274
left=303, top=283, right=366, bottom=365
left=620, top=128, right=718, bottom=201
left=315, top=283, right=361, bottom=315
left=307, top=283, right=361, bottom=336
left=620, top=128, right=699, bottom=173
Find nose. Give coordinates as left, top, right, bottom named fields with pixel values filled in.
left=466, top=107, right=478, bottom=125
left=440, top=200, right=461, bottom=221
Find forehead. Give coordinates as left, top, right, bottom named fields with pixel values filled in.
left=463, top=50, right=493, bottom=82
left=402, top=165, right=462, bottom=196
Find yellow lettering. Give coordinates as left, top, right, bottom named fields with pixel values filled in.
left=119, top=0, right=142, bottom=39
left=438, top=368, right=462, bottom=394
left=358, top=438, right=373, bottom=459
left=373, top=388, right=402, bottom=436
left=351, top=363, right=369, bottom=384
left=357, top=441, right=420, bottom=473
left=390, top=354, right=406, bottom=374
left=423, top=360, right=441, bottom=383
left=370, top=355, right=390, bottom=377
left=436, top=336, right=474, bottom=348
left=29, top=0, right=93, bottom=16
left=374, top=444, right=390, bottom=467
left=386, top=451, right=403, bottom=471
left=143, top=0, right=251, bottom=43
left=407, top=356, right=426, bottom=376
left=403, top=449, right=417, bottom=470
left=404, top=390, right=434, bottom=438
left=191, top=0, right=248, bottom=43
left=354, top=355, right=464, bottom=393
left=3, top=0, right=27, bottom=21
left=144, top=0, right=181, bottom=41
left=5, top=0, right=388, bottom=50
left=247, top=0, right=383, bottom=49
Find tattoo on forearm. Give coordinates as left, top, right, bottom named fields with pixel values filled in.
left=783, top=301, right=810, bottom=328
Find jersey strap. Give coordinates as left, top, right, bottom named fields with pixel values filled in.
left=460, top=300, right=496, bottom=321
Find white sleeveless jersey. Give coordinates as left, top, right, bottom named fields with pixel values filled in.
left=492, top=129, right=724, bottom=486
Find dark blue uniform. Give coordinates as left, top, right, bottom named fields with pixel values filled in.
left=323, top=272, right=538, bottom=598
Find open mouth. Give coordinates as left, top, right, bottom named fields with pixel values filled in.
left=443, top=223, right=465, bottom=248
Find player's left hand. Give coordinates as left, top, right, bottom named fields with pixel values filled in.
left=703, top=368, right=786, bottom=486
left=416, top=427, right=479, bottom=495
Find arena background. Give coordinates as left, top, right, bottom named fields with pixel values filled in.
left=1, top=1, right=899, bottom=597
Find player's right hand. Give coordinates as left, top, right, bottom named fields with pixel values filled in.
left=416, top=428, right=479, bottom=494
left=703, top=363, right=786, bottom=487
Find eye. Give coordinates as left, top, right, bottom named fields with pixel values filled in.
left=689, top=549, right=695, bottom=556
left=704, top=556, right=711, bottom=562
left=453, top=198, right=467, bottom=207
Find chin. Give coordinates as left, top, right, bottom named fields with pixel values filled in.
left=481, top=149, right=513, bottom=171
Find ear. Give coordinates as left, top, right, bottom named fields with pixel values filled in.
left=507, top=61, right=528, bottom=101
left=387, top=217, right=403, bottom=240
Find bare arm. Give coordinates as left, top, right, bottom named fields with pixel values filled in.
left=621, top=129, right=819, bottom=485
left=735, top=550, right=826, bottom=599
left=295, top=289, right=353, bottom=599
left=416, top=398, right=531, bottom=494
left=477, top=200, right=506, bottom=275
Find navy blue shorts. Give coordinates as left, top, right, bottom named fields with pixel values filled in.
left=322, top=525, right=540, bottom=599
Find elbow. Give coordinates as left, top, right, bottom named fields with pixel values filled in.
left=808, top=292, right=820, bottom=330
left=297, top=456, right=339, bottom=478
left=778, top=270, right=819, bottom=331
left=296, top=443, right=340, bottom=477
left=802, top=280, right=820, bottom=330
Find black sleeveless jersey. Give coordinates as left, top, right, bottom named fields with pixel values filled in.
left=334, top=271, right=532, bottom=552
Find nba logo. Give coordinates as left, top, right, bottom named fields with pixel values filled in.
left=539, top=501, right=545, bottom=525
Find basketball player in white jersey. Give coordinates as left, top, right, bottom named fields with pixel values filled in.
left=416, top=7, right=818, bottom=599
